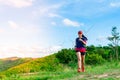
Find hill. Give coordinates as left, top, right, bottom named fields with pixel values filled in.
left=0, top=48, right=120, bottom=80
left=0, top=59, right=120, bottom=80
left=0, top=54, right=63, bottom=77
left=0, top=57, right=33, bottom=72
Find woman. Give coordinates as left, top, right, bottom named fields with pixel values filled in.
left=75, top=31, right=87, bottom=72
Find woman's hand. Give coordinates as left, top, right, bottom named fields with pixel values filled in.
left=79, top=38, right=86, bottom=45
left=79, top=38, right=83, bottom=41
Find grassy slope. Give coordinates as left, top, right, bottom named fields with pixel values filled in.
left=0, top=54, right=120, bottom=80
left=0, top=54, right=63, bottom=77
left=5, top=61, right=120, bottom=80
left=0, top=57, right=32, bottom=72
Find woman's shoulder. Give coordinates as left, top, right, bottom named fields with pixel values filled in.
left=76, top=37, right=79, bottom=40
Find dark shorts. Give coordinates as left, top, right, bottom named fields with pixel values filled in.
left=76, top=50, right=86, bottom=55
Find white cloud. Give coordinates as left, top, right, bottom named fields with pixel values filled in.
left=49, top=45, right=62, bottom=53
left=63, top=18, right=84, bottom=27
left=51, top=22, right=57, bottom=26
left=8, top=20, right=19, bottom=29
left=0, top=45, right=62, bottom=58
left=48, top=13, right=62, bottom=18
left=0, top=0, right=34, bottom=8
left=32, top=3, right=63, bottom=17
left=110, top=2, right=120, bottom=7
left=7, top=20, right=39, bottom=33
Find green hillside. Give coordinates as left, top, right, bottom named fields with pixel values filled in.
left=0, top=57, right=120, bottom=80
left=0, top=47, right=120, bottom=80
left=7, top=62, right=120, bottom=80
left=0, top=57, right=32, bottom=72
left=0, top=54, right=63, bottom=77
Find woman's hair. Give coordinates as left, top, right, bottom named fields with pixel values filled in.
left=78, top=30, right=88, bottom=40
left=82, top=34, right=88, bottom=41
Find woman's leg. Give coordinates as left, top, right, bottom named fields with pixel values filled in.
left=76, top=52, right=81, bottom=72
left=81, top=55, right=85, bottom=72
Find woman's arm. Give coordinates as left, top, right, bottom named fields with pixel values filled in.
left=79, top=38, right=86, bottom=45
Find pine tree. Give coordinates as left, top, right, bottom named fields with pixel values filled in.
left=108, top=27, right=120, bottom=60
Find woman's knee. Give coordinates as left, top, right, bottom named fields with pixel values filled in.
left=76, top=52, right=81, bottom=60
left=81, top=56, right=85, bottom=63
left=78, top=56, right=81, bottom=61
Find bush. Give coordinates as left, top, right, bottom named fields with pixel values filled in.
left=85, top=53, right=105, bottom=65
left=56, top=49, right=77, bottom=64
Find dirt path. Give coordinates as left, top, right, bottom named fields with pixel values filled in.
left=66, top=69, right=120, bottom=80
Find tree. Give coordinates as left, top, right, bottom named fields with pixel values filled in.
left=108, top=27, right=120, bottom=60
left=55, top=49, right=77, bottom=64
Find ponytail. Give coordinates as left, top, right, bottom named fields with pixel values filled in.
left=82, top=35, right=88, bottom=41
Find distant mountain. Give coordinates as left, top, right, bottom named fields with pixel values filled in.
left=0, top=57, right=33, bottom=72
left=0, top=54, right=63, bottom=77
left=0, top=57, right=21, bottom=61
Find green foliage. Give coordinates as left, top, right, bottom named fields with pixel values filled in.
left=55, top=46, right=116, bottom=65
left=55, top=49, right=77, bottom=64
left=86, top=46, right=108, bottom=64
left=96, top=47, right=110, bottom=60
left=0, top=74, right=6, bottom=79
left=107, top=27, right=120, bottom=60
left=87, top=45, right=96, bottom=52
left=119, top=47, right=120, bottom=59
left=86, top=46, right=117, bottom=61
left=86, top=53, right=105, bottom=65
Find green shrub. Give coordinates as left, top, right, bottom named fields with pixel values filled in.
left=55, top=49, right=77, bottom=64
left=85, top=53, right=105, bottom=65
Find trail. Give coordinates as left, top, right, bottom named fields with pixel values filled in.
left=67, top=69, right=120, bottom=80
left=19, top=68, right=120, bottom=80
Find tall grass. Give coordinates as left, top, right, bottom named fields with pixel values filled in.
left=1, top=61, right=120, bottom=80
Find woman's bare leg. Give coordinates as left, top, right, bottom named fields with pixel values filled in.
left=76, top=52, right=81, bottom=72
left=81, top=55, right=85, bottom=72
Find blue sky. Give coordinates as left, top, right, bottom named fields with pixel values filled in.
left=0, top=0, right=120, bottom=58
